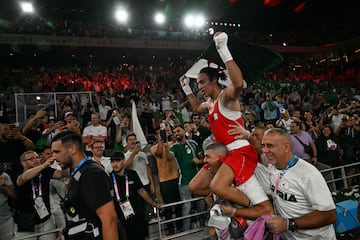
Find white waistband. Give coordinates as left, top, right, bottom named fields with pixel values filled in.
left=226, top=139, right=250, bottom=151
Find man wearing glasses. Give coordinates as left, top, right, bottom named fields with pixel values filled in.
left=91, top=140, right=112, bottom=174
left=14, top=150, right=68, bottom=240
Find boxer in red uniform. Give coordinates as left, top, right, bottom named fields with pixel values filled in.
left=181, top=32, right=258, bottom=208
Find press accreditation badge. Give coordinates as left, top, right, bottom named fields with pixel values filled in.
left=120, top=200, right=135, bottom=219
left=34, top=196, right=50, bottom=219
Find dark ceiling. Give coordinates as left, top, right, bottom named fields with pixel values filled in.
left=0, top=0, right=358, bottom=36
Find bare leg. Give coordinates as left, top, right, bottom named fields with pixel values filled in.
left=210, top=163, right=249, bottom=206
left=189, top=167, right=213, bottom=196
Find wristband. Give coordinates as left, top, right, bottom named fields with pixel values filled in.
left=217, top=46, right=233, bottom=63
left=182, top=85, right=193, bottom=96
left=179, top=75, right=193, bottom=96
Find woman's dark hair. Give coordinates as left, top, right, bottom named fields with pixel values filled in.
left=199, top=67, right=227, bottom=84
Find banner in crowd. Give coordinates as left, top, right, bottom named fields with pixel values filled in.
left=131, top=101, right=148, bottom=148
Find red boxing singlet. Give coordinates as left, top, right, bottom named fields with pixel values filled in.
left=207, top=96, right=257, bottom=185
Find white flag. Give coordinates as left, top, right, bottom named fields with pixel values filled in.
left=131, top=100, right=148, bottom=149
left=185, top=58, right=247, bottom=88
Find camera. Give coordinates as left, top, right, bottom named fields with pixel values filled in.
left=9, top=122, right=19, bottom=129
left=160, top=129, right=167, bottom=142
left=136, top=141, right=141, bottom=147
left=327, top=139, right=337, bottom=149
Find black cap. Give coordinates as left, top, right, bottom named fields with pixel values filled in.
left=110, top=151, right=125, bottom=160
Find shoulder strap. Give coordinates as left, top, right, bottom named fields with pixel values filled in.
left=73, top=161, right=99, bottom=182
left=293, top=135, right=308, bottom=147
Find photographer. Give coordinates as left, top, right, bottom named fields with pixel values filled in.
left=0, top=121, right=35, bottom=182
left=124, top=133, right=155, bottom=238
left=105, top=108, right=122, bottom=149
left=80, top=102, right=95, bottom=131
left=335, top=114, right=360, bottom=164
left=339, top=95, right=360, bottom=116
left=316, top=125, right=342, bottom=167
left=151, top=127, right=182, bottom=235
left=21, top=108, right=47, bottom=144
left=261, top=92, right=282, bottom=123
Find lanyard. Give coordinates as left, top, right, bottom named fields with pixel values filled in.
left=111, top=171, right=129, bottom=202
left=274, top=156, right=298, bottom=193
left=31, top=174, right=42, bottom=199
left=71, top=157, right=89, bottom=176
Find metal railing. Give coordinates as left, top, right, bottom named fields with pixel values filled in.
left=12, top=162, right=360, bottom=240
left=318, top=161, right=360, bottom=192
left=13, top=228, right=62, bottom=240
left=149, top=196, right=208, bottom=240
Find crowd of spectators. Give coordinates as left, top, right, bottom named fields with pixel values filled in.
left=0, top=4, right=359, bottom=238
left=0, top=57, right=360, bottom=239
left=1, top=60, right=359, bottom=165
left=1, top=60, right=359, bottom=96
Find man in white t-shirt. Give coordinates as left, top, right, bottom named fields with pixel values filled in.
left=276, top=108, right=293, bottom=133
left=124, top=133, right=155, bottom=238
left=98, top=96, right=112, bottom=122
left=82, top=112, right=107, bottom=153
left=262, top=128, right=336, bottom=240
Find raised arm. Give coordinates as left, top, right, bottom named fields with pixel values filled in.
left=17, top=157, right=54, bottom=186
left=179, top=75, right=208, bottom=113
left=214, top=32, right=246, bottom=102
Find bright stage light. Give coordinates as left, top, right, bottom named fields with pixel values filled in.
left=154, top=12, right=166, bottom=25
left=184, top=14, right=205, bottom=28
left=184, top=15, right=194, bottom=28
left=115, top=8, right=128, bottom=23
left=194, top=15, right=205, bottom=27
left=20, top=2, right=34, bottom=14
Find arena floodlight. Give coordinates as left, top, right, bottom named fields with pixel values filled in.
left=184, top=13, right=206, bottom=28
left=154, top=12, right=166, bottom=25
left=115, top=8, right=128, bottom=23
left=20, top=2, right=34, bottom=14
left=194, top=15, right=205, bottom=28
left=184, top=15, right=194, bottom=28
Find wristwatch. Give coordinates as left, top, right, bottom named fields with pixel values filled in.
left=288, top=219, right=298, bottom=232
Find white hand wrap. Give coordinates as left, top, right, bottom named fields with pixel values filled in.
left=179, top=75, right=193, bottom=96
left=214, top=32, right=233, bottom=63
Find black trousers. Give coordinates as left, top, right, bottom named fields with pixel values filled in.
left=159, top=178, right=183, bottom=234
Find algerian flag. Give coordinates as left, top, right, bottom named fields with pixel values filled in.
left=131, top=100, right=147, bottom=149
left=185, top=36, right=283, bottom=86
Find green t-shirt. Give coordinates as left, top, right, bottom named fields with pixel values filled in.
left=170, top=140, right=201, bottom=185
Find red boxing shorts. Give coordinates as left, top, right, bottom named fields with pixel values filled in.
left=220, top=144, right=258, bottom=185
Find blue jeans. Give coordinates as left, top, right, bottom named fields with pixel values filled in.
left=178, top=184, right=192, bottom=231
